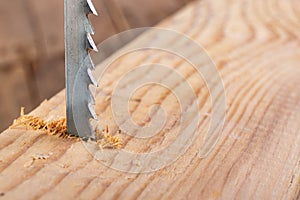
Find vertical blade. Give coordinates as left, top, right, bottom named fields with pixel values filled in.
left=65, top=0, right=98, bottom=138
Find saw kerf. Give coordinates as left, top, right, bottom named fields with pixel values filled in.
left=64, top=0, right=98, bottom=138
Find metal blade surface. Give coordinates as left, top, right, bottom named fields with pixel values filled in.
left=65, top=0, right=98, bottom=138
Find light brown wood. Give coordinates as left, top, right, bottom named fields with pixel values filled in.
left=1, top=0, right=300, bottom=199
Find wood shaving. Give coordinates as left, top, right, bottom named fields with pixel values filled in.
left=23, top=153, right=53, bottom=168
left=96, top=125, right=122, bottom=149
left=10, top=107, right=122, bottom=149
left=10, top=107, right=69, bottom=138
left=33, top=153, right=53, bottom=160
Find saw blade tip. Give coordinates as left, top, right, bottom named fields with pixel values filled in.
left=87, top=0, right=98, bottom=16
left=86, top=32, right=98, bottom=52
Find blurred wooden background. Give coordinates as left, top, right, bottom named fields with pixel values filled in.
left=0, top=0, right=192, bottom=132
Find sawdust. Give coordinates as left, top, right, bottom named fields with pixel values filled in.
left=10, top=107, right=122, bottom=149
left=33, top=153, right=53, bottom=160
left=10, top=107, right=69, bottom=138
left=96, top=125, right=122, bottom=149
left=24, top=153, right=53, bottom=168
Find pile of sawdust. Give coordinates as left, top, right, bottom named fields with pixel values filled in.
left=96, top=125, right=122, bottom=149
left=10, top=107, right=69, bottom=138
left=10, top=107, right=122, bottom=149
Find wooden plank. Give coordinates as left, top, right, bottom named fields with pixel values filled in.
left=1, top=0, right=300, bottom=199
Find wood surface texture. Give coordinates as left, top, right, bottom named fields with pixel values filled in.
left=1, top=0, right=300, bottom=199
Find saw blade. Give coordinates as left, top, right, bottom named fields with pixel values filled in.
left=65, top=0, right=98, bottom=138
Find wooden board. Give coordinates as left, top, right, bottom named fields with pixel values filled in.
left=1, top=0, right=300, bottom=199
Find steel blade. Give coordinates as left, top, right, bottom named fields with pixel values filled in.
left=65, top=0, right=98, bottom=138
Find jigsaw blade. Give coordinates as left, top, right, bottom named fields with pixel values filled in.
left=65, top=0, right=98, bottom=138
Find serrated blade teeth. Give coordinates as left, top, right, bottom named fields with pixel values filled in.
left=65, top=0, right=99, bottom=138
left=87, top=68, right=98, bottom=87
left=85, top=0, right=97, bottom=124
left=87, top=0, right=98, bottom=16
left=89, top=93, right=96, bottom=105
left=87, top=55, right=95, bottom=69
left=87, top=32, right=98, bottom=52
left=84, top=55, right=95, bottom=70
left=84, top=17, right=95, bottom=35
left=88, top=103, right=98, bottom=120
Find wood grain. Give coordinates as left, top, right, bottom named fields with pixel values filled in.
left=1, top=0, right=300, bottom=199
